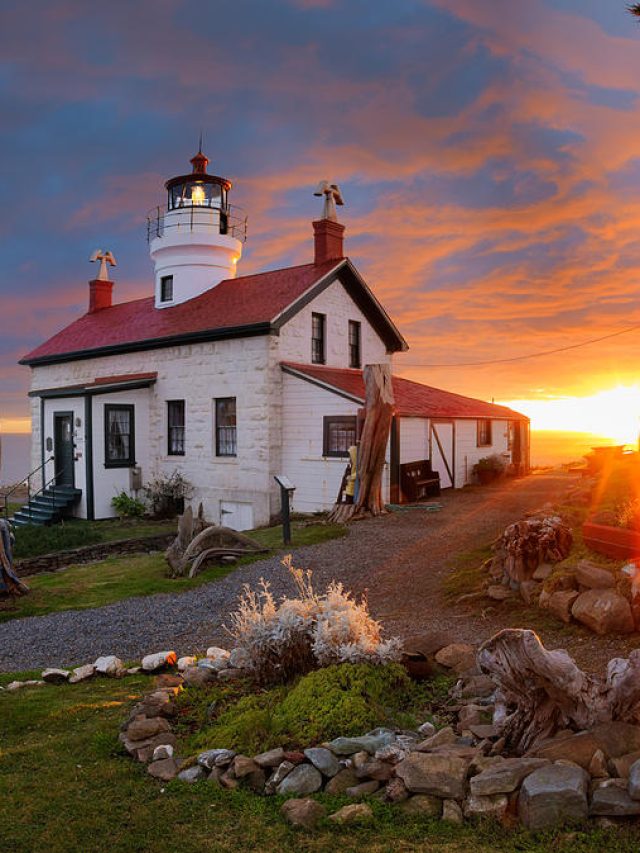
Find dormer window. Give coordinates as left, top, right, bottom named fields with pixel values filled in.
left=312, top=313, right=326, bottom=364
left=160, top=275, right=173, bottom=303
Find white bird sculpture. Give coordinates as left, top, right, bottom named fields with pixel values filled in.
left=89, top=249, right=117, bottom=281
left=314, top=181, right=344, bottom=222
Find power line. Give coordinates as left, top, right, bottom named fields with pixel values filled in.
left=400, top=323, right=640, bottom=368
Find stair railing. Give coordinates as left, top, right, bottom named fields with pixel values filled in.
left=1, top=456, right=56, bottom=523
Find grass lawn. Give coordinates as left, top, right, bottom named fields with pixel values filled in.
left=1, top=674, right=639, bottom=853
left=0, top=520, right=347, bottom=623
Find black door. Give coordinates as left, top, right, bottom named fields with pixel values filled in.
left=54, top=413, right=75, bottom=487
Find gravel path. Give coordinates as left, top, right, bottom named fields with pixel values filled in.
left=0, top=472, right=575, bottom=672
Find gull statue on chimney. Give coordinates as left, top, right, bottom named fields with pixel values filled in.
left=90, top=249, right=117, bottom=281
left=314, top=181, right=344, bottom=222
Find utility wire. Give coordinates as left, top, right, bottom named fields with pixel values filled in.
left=400, top=323, right=640, bottom=368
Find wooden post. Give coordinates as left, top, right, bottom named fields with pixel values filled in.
left=354, top=363, right=395, bottom=516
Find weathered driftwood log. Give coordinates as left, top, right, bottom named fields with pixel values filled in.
left=0, top=519, right=29, bottom=597
left=493, top=516, right=572, bottom=585
left=354, top=363, right=394, bottom=518
left=478, top=628, right=640, bottom=754
left=165, top=504, right=267, bottom=578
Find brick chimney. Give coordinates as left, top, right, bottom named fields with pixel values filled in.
left=88, top=278, right=113, bottom=313
left=313, top=219, right=345, bottom=265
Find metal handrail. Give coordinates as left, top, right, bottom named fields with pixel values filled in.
left=1, top=456, right=68, bottom=525
left=145, top=202, right=248, bottom=243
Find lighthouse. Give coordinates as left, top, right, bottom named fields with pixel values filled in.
left=147, top=148, right=246, bottom=308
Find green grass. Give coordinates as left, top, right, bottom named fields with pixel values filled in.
left=442, top=542, right=493, bottom=601
left=2, top=674, right=640, bottom=852
left=1, top=521, right=347, bottom=623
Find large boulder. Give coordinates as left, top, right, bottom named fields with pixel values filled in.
left=434, top=643, right=477, bottom=674
left=326, top=731, right=395, bottom=755
left=276, top=763, right=323, bottom=796
left=547, top=590, right=580, bottom=623
left=575, top=560, right=615, bottom=590
left=518, top=764, right=589, bottom=831
left=395, top=751, right=470, bottom=799
left=304, top=747, right=341, bottom=778
left=470, top=758, right=549, bottom=796
left=532, top=724, right=640, bottom=769
left=571, top=589, right=634, bottom=635
left=281, top=798, right=327, bottom=829
left=591, top=780, right=640, bottom=816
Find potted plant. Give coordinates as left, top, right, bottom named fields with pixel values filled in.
left=473, top=454, right=506, bottom=485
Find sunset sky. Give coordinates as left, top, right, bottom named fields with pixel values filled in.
left=2, top=0, right=640, bottom=444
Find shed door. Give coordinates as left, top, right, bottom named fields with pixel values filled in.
left=220, top=501, right=254, bottom=532
left=54, top=413, right=75, bottom=487
left=430, top=421, right=454, bottom=489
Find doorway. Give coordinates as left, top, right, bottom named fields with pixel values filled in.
left=54, top=412, right=75, bottom=487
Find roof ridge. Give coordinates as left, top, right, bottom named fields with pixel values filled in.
left=232, top=259, right=338, bottom=283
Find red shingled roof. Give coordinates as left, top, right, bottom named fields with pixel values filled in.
left=281, top=362, right=528, bottom=421
left=22, top=261, right=340, bottom=364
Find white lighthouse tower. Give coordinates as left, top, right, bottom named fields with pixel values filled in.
left=147, top=148, right=246, bottom=308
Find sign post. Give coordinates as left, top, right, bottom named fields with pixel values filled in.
left=274, top=474, right=296, bottom=545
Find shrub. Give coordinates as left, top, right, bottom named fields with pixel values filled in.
left=144, top=471, right=193, bottom=518
left=473, top=454, right=506, bottom=476
left=189, top=662, right=439, bottom=754
left=225, top=556, right=402, bottom=685
left=110, top=492, right=145, bottom=519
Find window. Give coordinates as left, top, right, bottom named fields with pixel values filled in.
left=160, top=275, right=174, bottom=303
left=323, top=415, right=357, bottom=458
left=311, top=312, right=325, bottom=364
left=507, top=421, right=514, bottom=451
left=477, top=419, right=492, bottom=447
left=167, top=400, right=185, bottom=456
left=348, top=320, right=361, bottom=368
left=215, top=397, right=237, bottom=456
left=105, top=405, right=135, bottom=467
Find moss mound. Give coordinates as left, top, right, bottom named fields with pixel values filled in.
left=186, top=662, right=452, bottom=756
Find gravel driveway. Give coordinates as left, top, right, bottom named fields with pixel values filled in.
left=0, top=472, right=574, bottom=672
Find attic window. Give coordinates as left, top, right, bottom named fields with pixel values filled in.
left=348, top=320, right=361, bottom=368
left=160, top=275, right=174, bottom=303
left=312, top=313, right=325, bottom=364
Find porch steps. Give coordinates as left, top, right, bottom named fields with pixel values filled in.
left=11, top=486, right=82, bottom=527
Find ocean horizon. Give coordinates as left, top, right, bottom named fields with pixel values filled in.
left=0, top=429, right=627, bottom=486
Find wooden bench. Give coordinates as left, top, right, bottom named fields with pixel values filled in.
left=400, top=460, right=441, bottom=502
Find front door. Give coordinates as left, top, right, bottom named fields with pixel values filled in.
left=54, top=413, right=75, bottom=487
left=430, top=421, right=455, bottom=489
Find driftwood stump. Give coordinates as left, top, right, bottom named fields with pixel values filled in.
left=165, top=503, right=268, bottom=578
left=355, top=364, right=394, bottom=517
left=0, top=519, right=28, bottom=597
left=478, top=628, right=640, bottom=753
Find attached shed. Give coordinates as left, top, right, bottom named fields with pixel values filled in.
left=281, top=362, right=530, bottom=512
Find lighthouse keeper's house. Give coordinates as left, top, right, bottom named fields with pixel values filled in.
left=18, top=149, right=530, bottom=529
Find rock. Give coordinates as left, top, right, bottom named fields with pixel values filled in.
left=469, top=724, right=499, bottom=740
left=375, top=744, right=408, bottom=764
left=384, top=777, right=409, bottom=803
left=328, top=804, right=374, bottom=824
left=395, top=752, right=470, bottom=799
left=518, top=764, right=589, bottom=831
left=355, top=759, right=394, bottom=782
left=593, top=723, right=640, bottom=760
left=327, top=732, right=395, bottom=755
left=254, top=747, right=285, bottom=769
left=441, top=799, right=464, bottom=824
left=575, top=560, right=615, bottom=589
left=346, top=780, right=380, bottom=798
left=547, top=590, right=580, bottom=623
left=434, top=643, right=477, bottom=674
left=459, top=675, right=495, bottom=698
left=182, top=666, right=216, bottom=687
left=611, top=750, right=640, bottom=778
left=457, top=704, right=484, bottom=732
left=417, top=721, right=436, bottom=738
left=398, top=794, right=442, bottom=817
left=219, top=769, right=238, bottom=789
left=532, top=732, right=598, bottom=769
left=486, top=585, right=512, bottom=601
left=147, top=757, right=181, bottom=781
left=154, top=673, right=182, bottom=689
left=176, top=656, right=197, bottom=671
left=41, top=668, right=71, bottom=684
left=126, top=717, right=171, bottom=742
left=265, top=761, right=295, bottom=793
left=94, top=655, right=125, bottom=676
left=350, top=750, right=370, bottom=769
left=127, top=667, right=141, bottom=675
left=463, top=793, right=508, bottom=820
left=281, top=798, right=326, bottom=829
left=571, top=590, right=634, bottom=635
left=629, top=759, right=640, bottom=799
left=217, top=668, right=244, bottom=682
left=276, top=763, right=323, bottom=796
left=119, top=731, right=178, bottom=762
left=520, top=580, right=541, bottom=606
left=178, top=765, right=207, bottom=783
left=152, top=744, right=174, bottom=761
left=304, top=747, right=340, bottom=778
left=69, top=664, right=95, bottom=684
left=228, top=647, right=250, bottom=669
left=417, top=726, right=457, bottom=751
left=470, top=758, right=549, bottom=796
left=533, top=562, right=553, bottom=581
left=591, top=779, right=640, bottom=815
left=205, top=647, right=231, bottom=669
left=588, top=749, right=609, bottom=779
left=324, top=767, right=359, bottom=795
left=197, top=749, right=236, bottom=769
left=283, top=750, right=306, bottom=765
left=234, top=755, right=259, bottom=778
left=141, top=651, right=177, bottom=672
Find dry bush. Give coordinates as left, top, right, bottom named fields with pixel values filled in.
left=225, top=555, right=402, bottom=685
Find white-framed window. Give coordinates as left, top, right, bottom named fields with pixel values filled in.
left=215, top=397, right=237, bottom=456
left=167, top=400, right=185, bottom=456
left=160, top=275, right=174, bottom=303
left=477, top=419, right=492, bottom=447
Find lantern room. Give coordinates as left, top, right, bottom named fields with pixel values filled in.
left=147, top=148, right=247, bottom=309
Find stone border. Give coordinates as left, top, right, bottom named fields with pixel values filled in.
left=15, top=533, right=175, bottom=576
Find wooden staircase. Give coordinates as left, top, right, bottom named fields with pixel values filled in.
left=12, top=485, right=82, bottom=527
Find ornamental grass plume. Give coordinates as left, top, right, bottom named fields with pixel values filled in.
left=225, top=555, right=402, bottom=685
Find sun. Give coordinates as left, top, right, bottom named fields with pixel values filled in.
left=502, top=385, right=640, bottom=446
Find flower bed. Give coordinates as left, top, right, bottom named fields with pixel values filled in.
left=583, top=520, right=640, bottom=561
